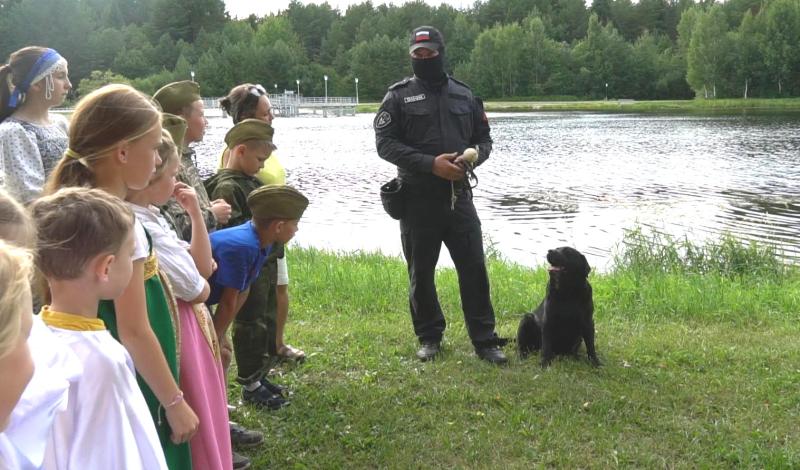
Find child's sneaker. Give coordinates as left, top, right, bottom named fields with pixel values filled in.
left=229, top=422, right=263, bottom=448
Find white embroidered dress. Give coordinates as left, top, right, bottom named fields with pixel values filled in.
left=0, top=115, right=68, bottom=203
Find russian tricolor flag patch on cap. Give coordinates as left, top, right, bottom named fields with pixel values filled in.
left=415, top=31, right=430, bottom=42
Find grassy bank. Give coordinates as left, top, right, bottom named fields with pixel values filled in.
left=230, top=233, right=800, bottom=468
left=357, top=97, right=800, bottom=115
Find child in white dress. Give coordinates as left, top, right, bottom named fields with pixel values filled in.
left=30, top=188, right=167, bottom=470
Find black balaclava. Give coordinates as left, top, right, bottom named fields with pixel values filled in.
left=412, top=53, right=446, bottom=83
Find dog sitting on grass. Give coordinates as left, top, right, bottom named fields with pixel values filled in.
left=517, top=247, right=601, bottom=368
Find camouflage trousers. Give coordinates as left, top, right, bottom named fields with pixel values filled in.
left=232, top=244, right=283, bottom=385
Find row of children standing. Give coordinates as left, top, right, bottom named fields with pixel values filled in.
left=0, top=46, right=308, bottom=469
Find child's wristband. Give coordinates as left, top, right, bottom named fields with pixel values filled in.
left=165, top=390, right=184, bottom=409
left=157, top=390, right=184, bottom=426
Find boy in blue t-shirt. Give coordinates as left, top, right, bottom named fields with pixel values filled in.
left=207, top=185, right=308, bottom=402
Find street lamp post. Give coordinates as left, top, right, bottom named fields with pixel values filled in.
left=605, top=82, right=608, bottom=101
left=354, top=77, right=359, bottom=105
left=296, top=79, right=300, bottom=96
left=190, top=70, right=195, bottom=82
left=324, top=75, right=328, bottom=103
left=274, top=83, right=277, bottom=95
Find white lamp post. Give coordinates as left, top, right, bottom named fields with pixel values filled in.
left=605, top=82, right=608, bottom=101
left=274, top=83, right=277, bottom=95
left=190, top=70, right=195, bottom=82
left=354, top=77, right=359, bottom=105
left=324, top=75, right=328, bottom=103
left=296, top=79, right=300, bottom=96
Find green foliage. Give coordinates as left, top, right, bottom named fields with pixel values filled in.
left=444, top=13, right=480, bottom=67
left=572, top=14, right=633, bottom=99
left=285, top=0, right=338, bottom=61
left=467, top=23, right=531, bottom=97
left=762, top=0, right=800, bottom=95
left=686, top=4, right=734, bottom=98
left=349, top=35, right=409, bottom=101
left=630, top=33, right=691, bottom=99
left=76, top=70, right=132, bottom=97
left=151, top=0, right=226, bottom=42
left=2, top=0, right=799, bottom=100
left=130, top=69, right=178, bottom=96
left=731, top=12, right=766, bottom=98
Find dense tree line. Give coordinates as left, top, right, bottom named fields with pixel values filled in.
left=1, top=0, right=799, bottom=101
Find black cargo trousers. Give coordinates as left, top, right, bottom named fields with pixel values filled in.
left=400, top=185, right=497, bottom=347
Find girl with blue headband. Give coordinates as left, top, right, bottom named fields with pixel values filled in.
left=0, top=46, right=72, bottom=203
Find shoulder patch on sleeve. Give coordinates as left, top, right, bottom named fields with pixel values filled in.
left=374, top=110, right=392, bottom=130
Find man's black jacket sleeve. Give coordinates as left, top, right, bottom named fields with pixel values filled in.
left=470, top=97, right=492, bottom=168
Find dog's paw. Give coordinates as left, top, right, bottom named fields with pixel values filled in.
left=589, top=356, right=602, bottom=367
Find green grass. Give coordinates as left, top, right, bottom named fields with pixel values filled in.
left=229, top=234, right=800, bottom=468
left=357, top=98, right=800, bottom=115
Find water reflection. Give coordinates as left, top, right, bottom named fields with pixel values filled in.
left=193, top=112, right=800, bottom=271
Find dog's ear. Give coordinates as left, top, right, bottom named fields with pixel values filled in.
left=581, top=253, right=591, bottom=278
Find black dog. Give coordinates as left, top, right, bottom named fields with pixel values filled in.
left=517, top=247, right=600, bottom=368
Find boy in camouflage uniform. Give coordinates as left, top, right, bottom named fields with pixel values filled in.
left=153, top=80, right=231, bottom=239
left=204, top=119, right=289, bottom=409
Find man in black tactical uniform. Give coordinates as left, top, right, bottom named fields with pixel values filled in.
left=374, top=26, right=507, bottom=365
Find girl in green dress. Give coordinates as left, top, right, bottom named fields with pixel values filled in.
left=45, top=84, right=197, bottom=470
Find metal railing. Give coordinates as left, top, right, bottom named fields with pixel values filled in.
left=221, top=94, right=359, bottom=117
left=53, top=94, right=358, bottom=118
left=205, top=95, right=356, bottom=108
left=293, top=96, right=356, bottom=105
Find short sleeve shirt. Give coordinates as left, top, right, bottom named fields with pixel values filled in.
left=130, top=203, right=205, bottom=302
left=132, top=219, right=149, bottom=262
left=206, top=221, right=272, bottom=306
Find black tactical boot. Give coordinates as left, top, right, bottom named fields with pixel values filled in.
left=475, top=345, right=508, bottom=365
left=416, top=342, right=441, bottom=362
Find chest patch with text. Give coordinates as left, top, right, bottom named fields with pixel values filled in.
left=403, top=94, right=426, bottom=104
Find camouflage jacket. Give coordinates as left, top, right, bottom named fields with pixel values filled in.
left=204, top=168, right=262, bottom=229
left=160, top=147, right=218, bottom=241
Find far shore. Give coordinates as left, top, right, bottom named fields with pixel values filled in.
left=356, top=97, right=800, bottom=114
left=53, top=97, right=800, bottom=117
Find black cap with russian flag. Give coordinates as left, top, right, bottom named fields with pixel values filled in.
left=409, top=26, right=444, bottom=53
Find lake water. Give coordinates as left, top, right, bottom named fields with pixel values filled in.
left=193, top=111, right=800, bottom=271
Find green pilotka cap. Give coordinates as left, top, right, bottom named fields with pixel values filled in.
left=224, top=118, right=277, bottom=150
left=153, top=80, right=201, bottom=115
left=161, top=113, right=187, bottom=150
left=247, top=184, right=308, bottom=220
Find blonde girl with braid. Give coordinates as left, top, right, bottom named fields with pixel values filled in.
left=45, top=84, right=197, bottom=470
